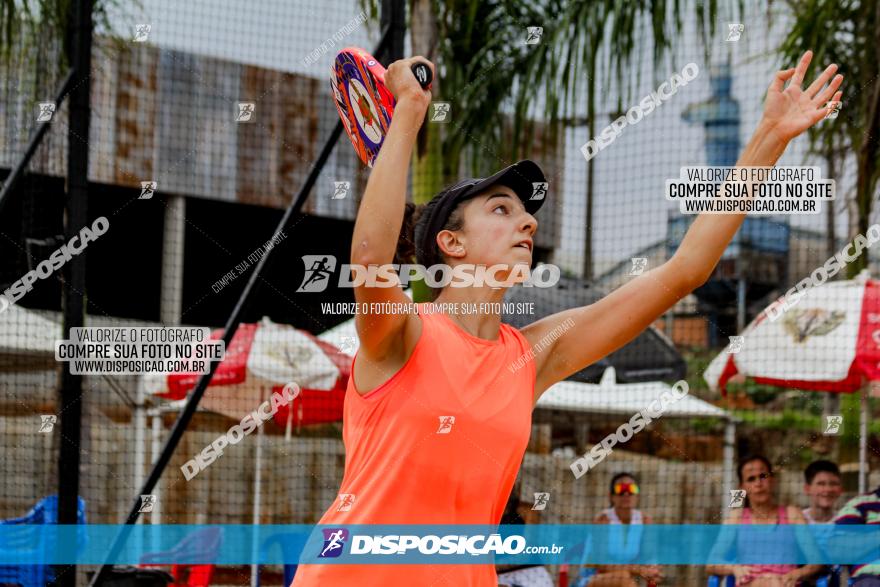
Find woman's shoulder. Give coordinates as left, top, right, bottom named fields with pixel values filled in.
left=723, top=508, right=743, bottom=524
left=785, top=504, right=807, bottom=524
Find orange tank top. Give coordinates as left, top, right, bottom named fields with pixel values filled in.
left=290, top=302, right=536, bottom=586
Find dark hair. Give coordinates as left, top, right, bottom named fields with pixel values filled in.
left=737, top=455, right=773, bottom=483
left=610, top=472, right=637, bottom=494
left=395, top=198, right=469, bottom=301
left=737, top=455, right=774, bottom=509
left=804, top=460, right=840, bottom=484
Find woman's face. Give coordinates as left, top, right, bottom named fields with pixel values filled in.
left=610, top=476, right=639, bottom=510
left=740, top=460, right=774, bottom=506
left=436, top=184, right=538, bottom=284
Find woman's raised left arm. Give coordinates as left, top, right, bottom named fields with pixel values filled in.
left=524, top=50, right=843, bottom=399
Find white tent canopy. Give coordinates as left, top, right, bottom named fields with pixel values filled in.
left=537, top=367, right=729, bottom=419
left=537, top=368, right=735, bottom=511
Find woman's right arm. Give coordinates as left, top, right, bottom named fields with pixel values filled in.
left=706, top=510, right=749, bottom=580
left=350, top=57, right=434, bottom=361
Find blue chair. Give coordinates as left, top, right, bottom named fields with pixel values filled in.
left=571, top=567, right=597, bottom=587
left=256, top=533, right=309, bottom=587
left=0, top=495, right=87, bottom=587
left=708, top=568, right=847, bottom=586
left=139, top=527, right=222, bottom=586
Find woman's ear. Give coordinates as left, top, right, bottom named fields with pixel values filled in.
left=436, top=230, right=466, bottom=259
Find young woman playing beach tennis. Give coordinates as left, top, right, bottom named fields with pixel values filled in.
left=291, top=51, right=843, bottom=587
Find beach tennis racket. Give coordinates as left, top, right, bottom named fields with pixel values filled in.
left=331, top=48, right=433, bottom=167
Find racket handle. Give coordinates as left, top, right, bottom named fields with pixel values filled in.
left=411, top=62, right=433, bottom=89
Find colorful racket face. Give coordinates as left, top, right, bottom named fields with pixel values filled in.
left=331, top=48, right=432, bottom=167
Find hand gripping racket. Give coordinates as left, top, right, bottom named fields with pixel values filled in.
left=331, top=48, right=433, bottom=167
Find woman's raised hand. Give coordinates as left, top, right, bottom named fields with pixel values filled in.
left=761, top=50, right=843, bottom=143
left=385, top=56, right=434, bottom=113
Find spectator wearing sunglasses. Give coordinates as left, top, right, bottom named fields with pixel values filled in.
left=588, top=472, right=662, bottom=586
left=707, top=455, right=822, bottom=586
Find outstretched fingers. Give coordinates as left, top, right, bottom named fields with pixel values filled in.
left=790, top=50, right=813, bottom=87
left=810, top=90, right=844, bottom=124
left=813, top=74, right=844, bottom=106
left=805, top=63, right=839, bottom=98
left=770, top=68, right=796, bottom=93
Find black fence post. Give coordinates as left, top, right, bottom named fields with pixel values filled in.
left=380, top=0, right=405, bottom=62
left=57, top=0, right=92, bottom=586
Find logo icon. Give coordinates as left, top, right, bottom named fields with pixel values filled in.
left=782, top=309, right=846, bottom=343
left=824, top=101, right=841, bottom=120
left=332, top=181, right=350, bottom=200
left=429, top=102, right=451, bottom=123
left=525, top=27, right=543, bottom=45
left=823, top=415, right=843, bottom=435
left=728, top=489, right=746, bottom=508
left=138, top=494, right=157, bottom=513
left=37, top=103, right=56, bottom=122
left=414, top=66, right=429, bottom=85
left=237, top=102, right=256, bottom=123
left=297, top=255, right=337, bottom=293
left=319, top=528, right=349, bottom=558
left=336, top=493, right=356, bottom=512
left=437, top=416, right=455, bottom=434
left=39, top=415, right=57, bottom=433
left=139, top=181, right=157, bottom=200
left=532, top=492, right=550, bottom=510
left=338, top=336, right=357, bottom=355
left=133, top=24, right=151, bottom=42
left=630, top=257, right=648, bottom=275
left=726, top=23, right=744, bottom=42
left=530, top=182, right=548, bottom=201
left=726, top=336, right=744, bottom=354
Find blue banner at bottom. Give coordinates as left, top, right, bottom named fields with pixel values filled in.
left=0, top=524, right=877, bottom=565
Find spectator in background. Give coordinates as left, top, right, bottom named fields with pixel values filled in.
left=799, top=462, right=844, bottom=586
left=588, top=472, right=662, bottom=586
left=707, top=455, right=822, bottom=586
left=802, top=460, right=843, bottom=524
left=833, top=483, right=880, bottom=585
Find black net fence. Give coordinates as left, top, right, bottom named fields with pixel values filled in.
left=0, top=0, right=878, bottom=586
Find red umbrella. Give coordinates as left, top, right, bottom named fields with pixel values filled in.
left=145, top=317, right=350, bottom=425
left=704, top=271, right=877, bottom=490
left=269, top=335, right=349, bottom=430
left=706, top=272, right=880, bottom=393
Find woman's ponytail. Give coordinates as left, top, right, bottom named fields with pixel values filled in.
left=395, top=202, right=425, bottom=265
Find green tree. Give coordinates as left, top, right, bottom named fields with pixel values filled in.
left=417, top=0, right=736, bottom=291
left=777, top=0, right=880, bottom=279
left=776, top=0, right=880, bottom=467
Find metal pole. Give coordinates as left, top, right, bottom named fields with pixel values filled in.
left=722, top=419, right=735, bottom=512
left=380, top=0, right=405, bottom=62
left=87, top=27, right=395, bottom=587
left=58, top=1, right=92, bottom=587
left=133, top=378, right=146, bottom=557
left=250, top=419, right=265, bottom=587
left=150, top=409, right=162, bottom=552
left=160, top=196, right=186, bottom=324
left=737, top=278, right=746, bottom=333
left=860, top=388, right=868, bottom=493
